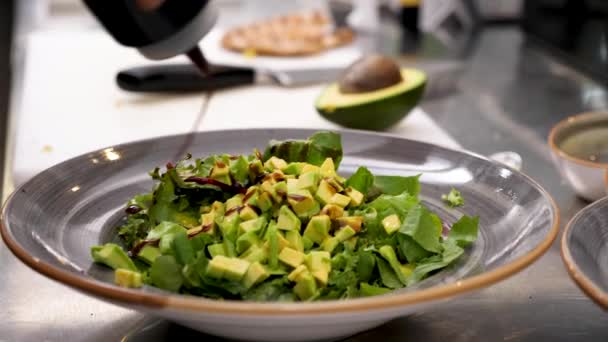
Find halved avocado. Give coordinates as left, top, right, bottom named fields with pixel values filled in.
left=315, top=68, right=426, bottom=131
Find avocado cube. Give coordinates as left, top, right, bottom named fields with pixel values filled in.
left=261, top=180, right=277, bottom=199
left=345, top=187, right=364, bottom=207
left=248, top=159, right=265, bottom=181
left=319, top=158, right=336, bottom=177
left=315, top=180, right=337, bottom=205
left=279, top=247, right=305, bottom=268
left=283, top=162, right=305, bottom=175
left=201, top=211, right=216, bottom=233
left=272, top=181, right=287, bottom=202
left=266, top=222, right=280, bottom=269
left=219, top=214, right=240, bottom=244
left=208, top=243, right=226, bottom=258
left=293, top=273, right=318, bottom=300
left=264, top=156, right=288, bottom=171
left=330, top=193, right=351, bottom=208
left=239, top=216, right=266, bottom=235
left=303, top=215, right=331, bottom=244
left=210, top=160, right=230, bottom=178
left=287, top=190, right=319, bottom=217
left=240, top=245, right=268, bottom=263
left=114, top=268, right=143, bottom=288
left=382, top=214, right=401, bottom=235
left=325, top=177, right=344, bottom=192
left=297, top=172, right=319, bottom=191
left=287, top=264, right=309, bottom=282
left=285, top=230, right=304, bottom=252
left=244, top=186, right=259, bottom=206
left=321, top=237, right=339, bottom=253
left=335, top=226, right=357, bottom=242
left=207, top=256, right=251, bottom=282
left=264, top=230, right=291, bottom=251
left=320, top=204, right=344, bottom=219
left=286, top=178, right=299, bottom=194
left=277, top=205, right=301, bottom=231
left=243, top=262, right=269, bottom=289
left=236, top=231, right=261, bottom=254
left=211, top=201, right=225, bottom=214
left=225, top=194, right=244, bottom=215
left=335, top=216, right=364, bottom=232
left=301, top=164, right=320, bottom=174
left=91, top=243, right=137, bottom=271
left=400, top=263, right=415, bottom=277
left=344, top=236, right=358, bottom=250
left=305, top=251, right=331, bottom=286
left=257, top=191, right=274, bottom=212
left=137, top=245, right=161, bottom=265
left=239, top=205, right=259, bottom=221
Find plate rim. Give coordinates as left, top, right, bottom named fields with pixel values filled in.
left=0, top=128, right=561, bottom=316
left=561, top=197, right=608, bottom=310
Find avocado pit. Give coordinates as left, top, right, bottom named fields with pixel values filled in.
left=338, top=55, right=404, bottom=94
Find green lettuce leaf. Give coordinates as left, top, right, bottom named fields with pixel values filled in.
left=375, top=256, right=402, bottom=289
left=371, top=174, right=421, bottom=198
left=147, top=173, right=200, bottom=228
left=397, top=234, right=433, bottom=263
left=399, top=204, right=442, bottom=253
left=345, top=166, right=374, bottom=195
left=263, top=131, right=343, bottom=167
left=242, top=277, right=295, bottom=302
left=448, top=215, right=479, bottom=247
left=406, top=240, right=464, bottom=286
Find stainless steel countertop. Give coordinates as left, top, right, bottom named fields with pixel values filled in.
left=2, top=19, right=608, bottom=342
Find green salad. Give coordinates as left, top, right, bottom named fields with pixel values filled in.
left=91, top=131, right=478, bottom=301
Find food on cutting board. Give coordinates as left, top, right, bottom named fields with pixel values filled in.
left=91, top=132, right=478, bottom=301
left=316, top=55, right=426, bottom=130
left=221, top=10, right=355, bottom=57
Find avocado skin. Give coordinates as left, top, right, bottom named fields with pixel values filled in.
left=316, top=81, right=425, bottom=131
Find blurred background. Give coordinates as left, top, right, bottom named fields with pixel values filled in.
left=2, top=0, right=608, bottom=341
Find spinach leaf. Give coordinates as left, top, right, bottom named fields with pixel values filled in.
left=263, top=131, right=343, bottom=167
left=399, top=204, right=442, bottom=253
left=448, top=215, right=479, bottom=247
left=406, top=240, right=464, bottom=286
left=375, top=256, right=402, bottom=289
left=345, top=166, right=374, bottom=195
left=369, top=174, right=421, bottom=199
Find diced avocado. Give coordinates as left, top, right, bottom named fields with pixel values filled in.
left=200, top=211, right=216, bottom=234
left=378, top=245, right=407, bottom=285
left=244, top=186, right=259, bottom=206
left=297, top=171, right=319, bottom=191
left=240, top=245, right=268, bottom=263
left=330, top=193, right=351, bottom=208
left=137, top=245, right=161, bottom=265
left=279, top=247, right=305, bottom=268
left=320, top=204, right=344, bottom=219
left=261, top=181, right=277, bottom=200
left=207, top=256, right=251, bottom=282
left=319, top=158, right=337, bottom=178
left=303, top=215, right=331, bottom=244
left=382, top=214, right=401, bottom=235
left=345, top=187, right=364, bottom=207
left=114, top=268, right=143, bottom=288
left=344, top=236, right=358, bottom=250
left=267, top=222, right=280, bottom=269
left=284, top=162, right=305, bottom=175
left=288, top=264, right=309, bottom=282
left=302, top=236, right=314, bottom=251
left=293, top=273, right=318, bottom=300
left=315, top=180, right=337, bottom=205
left=277, top=205, right=301, bottom=231
left=325, top=177, right=344, bottom=192
left=210, top=160, right=230, bottom=178
left=286, top=178, right=299, bottom=194
left=223, top=239, right=237, bottom=258
left=336, top=216, right=364, bottom=232
left=321, top=237, right=339, bottom=253
left=400, top=263, right=415, bottom=277
left=208, top=243, right=226, bottom=258
left=239, top=216, right=267, bottom=235
left=239, top=205, right=259, bottom=221
left=159, top=233, right=176, bottom=255
left=219, top=214, right=240, bottom=244
left=248, top=159, right=264, bottom=181
left=257, top=191, right=274, bottom=212
left=305, top=251, right=331, bottom=286
left=360, top=283, right=391, bottom=297
left=211, top=201, right=225, bottom=215
left=236, top=231, right=260, bottom=254
left=243, top=262, right=269, bottom=289
left=265, top=230, right=290, bottom=251
left=172, top=230, right=194, bottom=264
left=285, top=230, right=304, bottom=252
left=264, top=156, right=288, bottom=171
left=91, top=243, right=137, bottom=272
left=272, top=181, right=287, bottom=202
left=225, top=194, right=244, bottom=215
left=301, top=164, right=320, bottom=174
left=335, top=226, right=357, bottom=242
left=288, top=190, right=320, bottom=217
left=229, top=155, right=250, bottom=184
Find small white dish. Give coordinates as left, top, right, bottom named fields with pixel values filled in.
left=549, top=112, right=608, bottom=201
